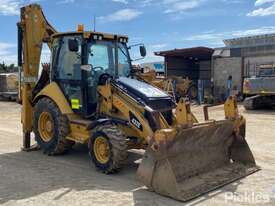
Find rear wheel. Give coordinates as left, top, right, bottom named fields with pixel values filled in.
left=88, top=125, right=128, bottom=174
left=33, top=97, right=73, bottom=155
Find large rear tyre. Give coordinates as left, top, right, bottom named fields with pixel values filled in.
left=88, top=125, right=128, bottom=174
left=33, top=97, right=73, bottom=155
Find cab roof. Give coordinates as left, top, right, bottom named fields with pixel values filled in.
left=52, top=31, right=128, bottom=41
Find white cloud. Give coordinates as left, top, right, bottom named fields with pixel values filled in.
left=112, top=0, right=128, bottom=4
left=163, top=0, right=203, bottom=13
left=0, top=42, right=15, bottom=55
left=0, top=0, right=21, bottom=15
left=0, top=42, right=51, bottom=65
left=222, top=0, right=245, bottom=4
left=136, top=50, right=163, bottom=64
left=57, top=0, right=75, bottom=4
left=255, top=0, right=275, bottom=6
left=248, top=0, right=275, bottom=16
left=138, top=0, right=154, bottom=7
left=0, top=42, right=16, bottom=64
left=247, top=3, right=275, bottom=16
left=150, top=43, right=168, bottom=49
left=99, top=9, right=142, bottom=22
left=232, top=26, right=275, bottom=36
left=0, top=0, right=41, bottom=16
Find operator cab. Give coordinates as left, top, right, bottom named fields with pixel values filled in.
left=49, top=31, right=146, bottom=117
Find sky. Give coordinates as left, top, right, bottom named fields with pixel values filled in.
left=1, top=0, right=275, bottom=64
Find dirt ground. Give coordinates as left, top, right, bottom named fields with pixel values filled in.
left=0, top=101, right=275, bottom=206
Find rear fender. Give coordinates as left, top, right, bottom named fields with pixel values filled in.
left=32, top=82, right=73, bottom=115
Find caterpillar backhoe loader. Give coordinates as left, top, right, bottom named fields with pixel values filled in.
left=18, top=4, right=259, bottom=202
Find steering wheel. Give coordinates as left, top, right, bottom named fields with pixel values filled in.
left=98, top=73, right=113, bottom=85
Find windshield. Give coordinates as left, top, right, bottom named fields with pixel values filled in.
left=87, top=40, right=131, bottom=77
left=86, top=40, right=131, bottom=105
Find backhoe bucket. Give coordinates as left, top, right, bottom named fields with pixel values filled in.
left=137, top=120, right=259, bottom=202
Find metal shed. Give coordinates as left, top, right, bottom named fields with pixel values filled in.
left=155, top=47, right=214, bottom=81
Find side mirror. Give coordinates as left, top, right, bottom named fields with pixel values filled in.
left=68, top=39, right=79, bottom=52
left=140, top=45, right=146, bottom=57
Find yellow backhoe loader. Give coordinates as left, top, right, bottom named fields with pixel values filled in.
left=18, top=4, right=259, bottom=202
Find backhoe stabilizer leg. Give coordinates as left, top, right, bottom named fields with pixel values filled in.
left=21, top=132, right=40, bottom=152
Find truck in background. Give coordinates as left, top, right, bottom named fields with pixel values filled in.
left=243, top=63, right=275, bottom=110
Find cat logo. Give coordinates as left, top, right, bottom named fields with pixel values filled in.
left=129, top=112, right=143, bottom=131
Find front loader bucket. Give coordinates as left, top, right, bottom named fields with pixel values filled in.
left=137, top=120, right=260, bottom=202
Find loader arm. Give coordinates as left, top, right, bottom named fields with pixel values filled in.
left=97, top=79, right=171, bottom=145
left=18, top=4, right=57, bottom=148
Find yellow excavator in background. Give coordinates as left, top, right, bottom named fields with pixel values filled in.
left=18, top=4, right=259, bottom=202
left=134, top=67, right=198, bottom=100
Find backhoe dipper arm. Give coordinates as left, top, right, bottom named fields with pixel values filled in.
left=18, top=4, right=57, bottom=149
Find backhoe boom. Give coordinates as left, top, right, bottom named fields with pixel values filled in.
left=18, top=4, right=56, bottom=149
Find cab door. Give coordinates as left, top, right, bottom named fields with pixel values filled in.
left=52, top=35, right=85, bottom=115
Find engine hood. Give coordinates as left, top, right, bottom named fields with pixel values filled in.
left=117, top=77, right=169, bottom=99
left=116, top=77, right=175, bottom=110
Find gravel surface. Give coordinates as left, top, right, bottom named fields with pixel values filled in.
left=0, top=101, right=274, bottom=206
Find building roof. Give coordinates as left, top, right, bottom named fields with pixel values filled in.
left=154, top=47, right=214, bottom=61
left=224, top=33, right=275, bottom=48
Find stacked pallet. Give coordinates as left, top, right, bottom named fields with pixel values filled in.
left=0, top=73, right=18, bottom=92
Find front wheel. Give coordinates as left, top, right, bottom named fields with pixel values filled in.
left=88, top=125, right=128, bottom=174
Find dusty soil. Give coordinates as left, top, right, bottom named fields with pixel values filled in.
left=0, top=101, right=274, bottom=206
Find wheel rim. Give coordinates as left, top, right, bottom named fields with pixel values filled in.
left=38, top=112, right=54, bottom=142
left=93, top=136, right=110, bottom=164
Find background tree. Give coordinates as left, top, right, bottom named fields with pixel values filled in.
left=0, top=62, right=18, bottom=73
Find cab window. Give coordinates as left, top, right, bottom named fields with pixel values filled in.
left=56, top=36, right=82, bottom=80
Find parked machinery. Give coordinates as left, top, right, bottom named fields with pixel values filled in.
left=0, top=72, right=18, bottom=101
left=243, top=64, right=275, bottom=110
left=134, top=67, right=198, bottom=100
